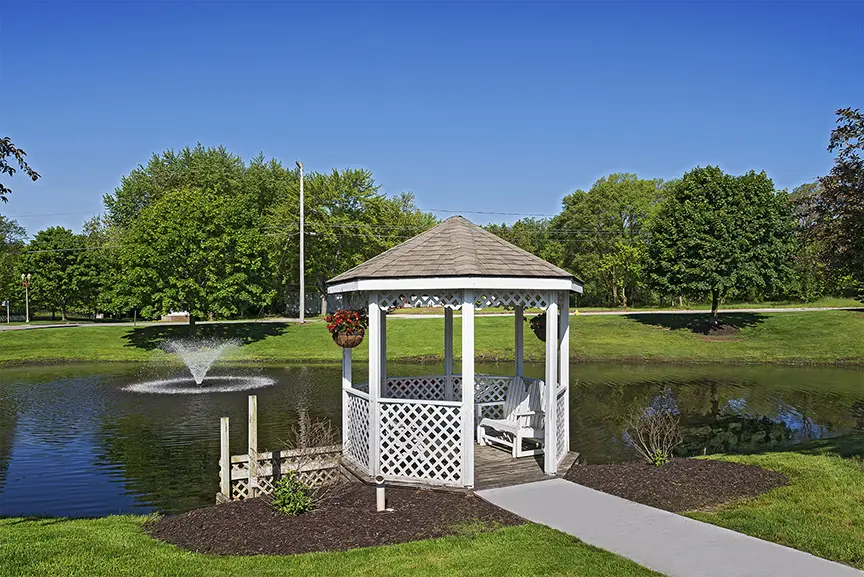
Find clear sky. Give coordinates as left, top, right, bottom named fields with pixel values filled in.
left=2, top=1, right=862, bottom=234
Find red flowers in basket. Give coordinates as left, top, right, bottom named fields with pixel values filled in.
left=325, top=309, right=369, bottom=347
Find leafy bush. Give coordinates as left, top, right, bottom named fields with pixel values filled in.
left=271, top=472, right=313, bottom=516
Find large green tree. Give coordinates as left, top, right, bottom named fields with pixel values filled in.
left=810, top=108, right=864, bottom=295
left=485, top=218, right=564, bottom=266
left=115, top=187, right=272, bottom=329
left=20, top=227, right=89, bottom=320
left=552, top=174, right=662, bottom=307
left=1, top=136, right=40, bottom=203
left=0, top=216, right=27, bottom=311
left=647, top=166, right=796, bottom=321
left=267, top=169, right=436, bottom=313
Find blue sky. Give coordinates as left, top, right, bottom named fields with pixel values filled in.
left=3, top=1, right=862, bottom=234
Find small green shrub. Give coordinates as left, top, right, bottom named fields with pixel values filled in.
left=650, top=449, right=670, bottom=467
left=271, top=472, right=313, bottom=516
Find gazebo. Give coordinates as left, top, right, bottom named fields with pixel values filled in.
left=328, top=216, right=583, bottom=489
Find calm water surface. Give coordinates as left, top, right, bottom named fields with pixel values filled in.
left=1, top=361, right=862, bottom=517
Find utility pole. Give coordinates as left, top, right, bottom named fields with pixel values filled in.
left=21, top=273, right=31, bottom=323
left=296, top=160, right=305, bottom=323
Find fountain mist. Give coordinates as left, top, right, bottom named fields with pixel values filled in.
left=163, top=338, right=239, bottom=384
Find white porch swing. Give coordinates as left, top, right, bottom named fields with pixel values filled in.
left=328, top=216, right=583, bottom=489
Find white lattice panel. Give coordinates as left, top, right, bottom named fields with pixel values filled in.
left=556, top=387, right=568, bottom=461
left=385, top=376, right=446, bottom=400
left=379, top=402, right=463, bottom=485
left=226, top=447, right=342, bottom=501
left=475, top=291, right=549, bottom=310
left=474, top=376, right=512, bottom=403
left=345, top=392, right=371, bottom=472
left=377, top=291, right=464, bottom=309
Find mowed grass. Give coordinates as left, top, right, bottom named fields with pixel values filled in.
left=687, top=437, right=864, bottom=570
left=0, top=519, right=660, bottom=577
left=2, top=310, right=863, bottom=366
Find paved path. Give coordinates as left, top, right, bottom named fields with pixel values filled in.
left=477, top=479, right=862, bottom=577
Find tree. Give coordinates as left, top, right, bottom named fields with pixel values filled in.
left=0, top=216, right=27, bottom=310
left=115, top=187, right=273, bottom=330
left=103, top=144, right=248, bottom=228
left=551, top=174, right=662, bottom=307
left=810, top=108, right=864, bottom=296
left=485, top=218, right=564, bottom=266
left=266, top=169, right=436, bottom=314
left=647, top=166, right=796, bottom=321
left=20, top=227, right=88, bottom=320
left=1, top=137, right=40, bottom=203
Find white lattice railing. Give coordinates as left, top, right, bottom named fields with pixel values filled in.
left=226, top=446, right=342, bottom=501
left=344, top=389, right=371, bottom=473
left=385, top=376, right=448, bottom=400
left=378, top=399, right=464, bottom=486
left=555, top=384, right=568, bottom=462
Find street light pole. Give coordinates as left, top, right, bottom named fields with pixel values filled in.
left=296, top=160, right=305, bottom=323
left=21, top=273, right=31, bottom=323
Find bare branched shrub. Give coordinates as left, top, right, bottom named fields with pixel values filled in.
left=272, top=394, right=346, bottom=510
left=623, top=406, right=682, bottom=467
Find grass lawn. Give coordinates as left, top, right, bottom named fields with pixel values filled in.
left=0, top=519, right=659, bottom=577
left=2, top=309, right=863, bottom=367
left=686, top=436, right=864, bottom=570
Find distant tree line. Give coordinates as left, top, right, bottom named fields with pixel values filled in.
left=486, top=108, right=864, bottom=318
left=1, top=108, right=862, bottom=323
left=1, top=145, right=436, bottom=325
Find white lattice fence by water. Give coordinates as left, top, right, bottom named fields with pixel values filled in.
left=378, top=400, right=463, bottom=486
left=345, top=390, right=370, bottom=472
left=225, top=446, right=342, bottom=501
left=217, top=395, right=343, bottom=503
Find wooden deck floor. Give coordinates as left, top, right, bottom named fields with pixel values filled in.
left=473, top=446, right=579, bottom=490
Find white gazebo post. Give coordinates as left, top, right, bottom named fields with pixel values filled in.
left=559, top=291, right=570, bottom=456
left=444, top=307, right=454, bottom=400
left=543, top=292, right=559, bottom=475
left=514, top=304, right=524, bottom=379
left=461, top=290, right=475, bottom=487
left=341, top=347, right=352, bottom=448
left=379, top=306, right=387, bottom=386
left=367, top=292, right=381, bottom=477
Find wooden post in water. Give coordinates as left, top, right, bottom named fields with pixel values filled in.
left=248, top=395, right=258, bottom=498
left=220, top=417, right=230, bottom=500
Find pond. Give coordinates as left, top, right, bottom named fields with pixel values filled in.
left=1, top=361, right=862, bottom=517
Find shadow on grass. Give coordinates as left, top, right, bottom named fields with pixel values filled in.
left=783, top=432, right=864, bottom=459
left=625, top=312, right=769, bottom=334
left=122, top=322, right=290, bottom=351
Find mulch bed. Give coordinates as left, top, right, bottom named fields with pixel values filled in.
left=564, top=458, right=788, bottom=512
left=147, top=483, right=524, bottom=556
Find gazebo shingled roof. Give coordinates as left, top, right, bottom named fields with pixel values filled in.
left=327, top=215, right=579, bottom=285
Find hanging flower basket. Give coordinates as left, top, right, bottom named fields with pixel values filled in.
left=527, top=312, right=548, bottom=342
left=325, top=309, right=369, bottom=348
left=333, top=331, right=364, bottom=348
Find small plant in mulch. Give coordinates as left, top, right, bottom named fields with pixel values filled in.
left=272, top=472, right=313, bottom=516
left=622, top=389, right=682, bottom=467
left=325, top=309, right=369, bottom=348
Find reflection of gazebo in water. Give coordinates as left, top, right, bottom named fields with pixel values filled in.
left=328, top=216, right=583, bottom=489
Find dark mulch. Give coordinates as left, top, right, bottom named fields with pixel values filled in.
left=147, top=483, right=524, bottom=556
left=565, top=458, right=788, bottom=512
left=687, top=319, right=741, bottom=336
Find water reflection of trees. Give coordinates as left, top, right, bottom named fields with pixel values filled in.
left=568, top=364, right=864, bottom=463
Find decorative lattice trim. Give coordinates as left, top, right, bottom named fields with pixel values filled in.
left=375, top=291, right=552, bottom=311
left=555, top=387, right=568, bottom=461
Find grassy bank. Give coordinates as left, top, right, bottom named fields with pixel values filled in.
left=687, top=436, right=864, bottom=569
left=2, top=310, right=863, bottom=367
left=0, top=519, right=659, bottom=577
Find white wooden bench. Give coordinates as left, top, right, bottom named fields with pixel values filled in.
left=476, top=377, right=545, bottom=458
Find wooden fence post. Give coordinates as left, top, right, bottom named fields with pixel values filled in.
left=248, top=395, right=258, bottom=498
left=220, top=417, right=230, bottom=500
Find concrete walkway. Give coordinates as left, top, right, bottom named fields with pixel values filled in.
left=477, top=479, right=862, bottom=577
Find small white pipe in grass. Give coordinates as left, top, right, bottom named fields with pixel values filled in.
left=375, top=475, right=386, bottom=511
